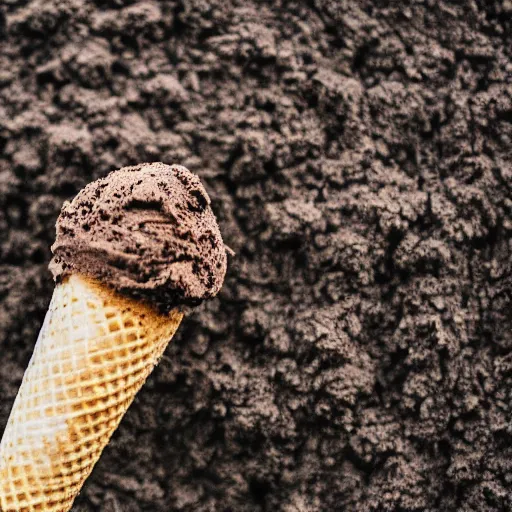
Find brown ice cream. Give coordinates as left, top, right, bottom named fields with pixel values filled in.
left=50, top=162, right=227, bottom=312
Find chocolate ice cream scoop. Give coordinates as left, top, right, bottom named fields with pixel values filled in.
left=50, top=162, right=228, bottom=312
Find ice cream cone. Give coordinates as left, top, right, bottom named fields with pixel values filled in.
left=0, top=163, right=228, bottom=511
left=0, top=274, right=183, bottom=512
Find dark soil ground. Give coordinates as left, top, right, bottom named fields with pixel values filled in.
left=0, top=1, right=511, bottom=510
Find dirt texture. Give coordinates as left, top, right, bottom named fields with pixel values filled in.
left=0, top=1, right=511, bottom=511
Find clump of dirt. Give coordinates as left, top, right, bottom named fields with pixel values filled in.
left=0, top=1, right=511, bottom=510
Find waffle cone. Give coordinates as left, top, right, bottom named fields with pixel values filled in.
left=0, top=274, right=183, bottom=512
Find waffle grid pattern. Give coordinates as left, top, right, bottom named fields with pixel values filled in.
left=0, top=275, right=182, bottom=512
